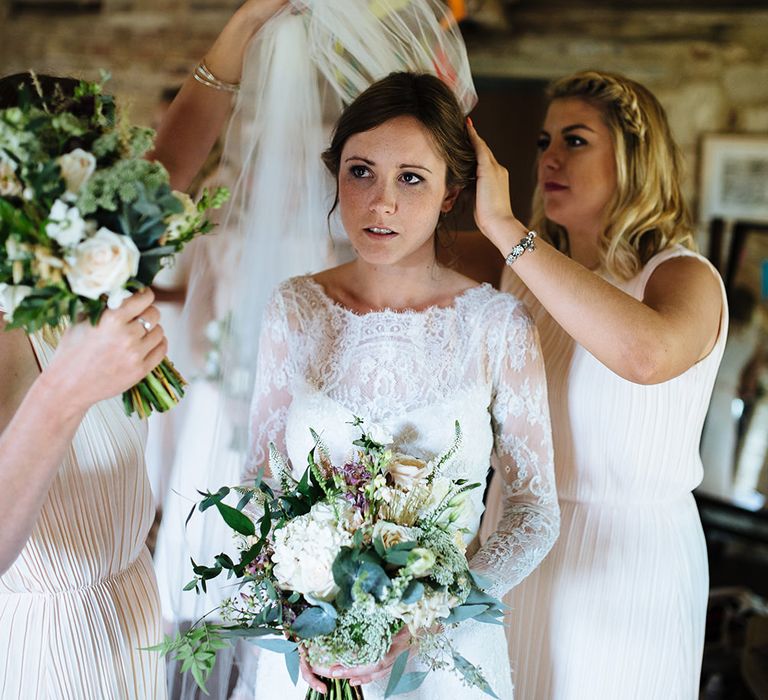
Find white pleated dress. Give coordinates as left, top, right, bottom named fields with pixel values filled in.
left=483, top=246, right=727, bottom=700
left=0, top=329, right=167, bottom=699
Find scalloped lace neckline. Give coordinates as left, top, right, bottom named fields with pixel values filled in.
left=302, top=276, right=490, bottom=319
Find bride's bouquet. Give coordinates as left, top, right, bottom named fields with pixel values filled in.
left=0, top=73, right=228, bottom=417
left=156, top=418, right=505, bottom=698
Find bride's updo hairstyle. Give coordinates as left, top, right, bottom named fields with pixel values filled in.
left=322, top=71, right=476, bottom=203
left=531, top=70, right=695, bottom=281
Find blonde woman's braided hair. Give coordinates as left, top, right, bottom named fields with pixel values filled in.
left=531, top=70, right=695, bottom=281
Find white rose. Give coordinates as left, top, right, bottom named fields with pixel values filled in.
left=0, top=283, right=32, bottom=319
left=0, top=153, right=22, bottom=197
left=46, top=199, right=88, bottom=247
left=57, top=148, right=96, bottom=195
left=65, top=227, right=139, bottom=304
left=367, top=422, right=393, bottom=446
left=373, top=521, right=416, bottom=549
left=164, top=191, right=198, bottom=241
left=387, top=453, right=431, bottom=491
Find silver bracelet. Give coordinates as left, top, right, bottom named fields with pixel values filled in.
left=504, top=230, right=537, bottom=266
left=193, top=60, right=240, bottom=94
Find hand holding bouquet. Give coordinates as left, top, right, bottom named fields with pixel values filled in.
left=156, top=418, right=505, bottom=698
left=0, top=73, right=228, bottom=417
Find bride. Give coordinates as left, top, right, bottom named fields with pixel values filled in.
left=244, top=70, right=558, bottom=698
left=158, top=1, right=558, bottom=696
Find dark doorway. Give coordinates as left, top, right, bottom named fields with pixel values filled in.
left=441, top=77, right=549, bottom=286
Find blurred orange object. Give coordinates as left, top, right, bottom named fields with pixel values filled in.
left=447, top=0, right=467, bottom=22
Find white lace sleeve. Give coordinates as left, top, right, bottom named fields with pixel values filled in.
left=469, top=299, right=559, bottom=597
left=242, top=286, right=295, bottom=483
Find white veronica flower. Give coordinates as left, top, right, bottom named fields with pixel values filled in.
left=46, top=199, right=88, bottom=247
left=65, top=227, right=139, bottom=306
left=57, top=148, right=96, bottom=196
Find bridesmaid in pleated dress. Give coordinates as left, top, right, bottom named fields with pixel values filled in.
left=472, top=71, right=726, bottom=699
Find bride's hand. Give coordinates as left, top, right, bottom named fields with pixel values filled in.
left=301, top=626, right=412, bottom=692
left=466, top=119, right=524, bottom=253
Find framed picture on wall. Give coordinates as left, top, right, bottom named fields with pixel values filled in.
left=699, top=134, right=768, bottom=225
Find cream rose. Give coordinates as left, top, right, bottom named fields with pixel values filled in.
left=0, top=153, right=22, bottom=197
left=46, top=199, right=88, bottom=247
left=65, top=227, right=139, bottom=307
left=57, top=148, right=96, bottom=196
left=387, top=453, right=431, bottom=491
left=373, top=521, right=417, bottom=549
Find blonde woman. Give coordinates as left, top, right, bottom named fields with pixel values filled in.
left=475, top=71, right=726, bottom=699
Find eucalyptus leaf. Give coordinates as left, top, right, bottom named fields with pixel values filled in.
left=384, top=649, right=410, bottom=698
left=291, top=606, right=338, bottom=639
left=442, top=604, right=489, bottom=625
left=248, top=637, right=299, bottom=654
left=285, top=647, right=300, bottom=686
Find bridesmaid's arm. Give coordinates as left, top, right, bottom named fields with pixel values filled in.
left=468, top=122, right=723, bottom=385
left=0, top=291, right=166, bottom=575
left=150, top=0, right=289, bottom=191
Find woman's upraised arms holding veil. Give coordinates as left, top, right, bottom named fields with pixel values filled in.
left=150, top=0, right=289, bottom=191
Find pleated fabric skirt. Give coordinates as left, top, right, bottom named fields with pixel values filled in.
left=505, top=495, right=708, bottom=700
left=0, top=550, right=167, bottom=700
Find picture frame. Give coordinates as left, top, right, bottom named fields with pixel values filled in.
left=699, top=134, right=768, bottom=225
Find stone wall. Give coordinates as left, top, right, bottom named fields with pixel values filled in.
left=2, top=3, right=768, bottom=218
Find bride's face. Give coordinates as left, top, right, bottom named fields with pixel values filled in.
left=338, top=115, right=459, bottom=267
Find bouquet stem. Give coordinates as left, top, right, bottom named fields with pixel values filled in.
left=306, top=678, right=364, bottom=700
left=122, top=356, right=187, bottom=418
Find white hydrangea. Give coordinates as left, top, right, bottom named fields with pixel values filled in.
left=271, top=502, right=352, bottom=602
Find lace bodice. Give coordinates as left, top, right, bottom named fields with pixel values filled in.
left=245, top=276, right=559, bottom=596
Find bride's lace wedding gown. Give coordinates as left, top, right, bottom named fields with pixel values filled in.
left=240, top=276, right=559, bottom=699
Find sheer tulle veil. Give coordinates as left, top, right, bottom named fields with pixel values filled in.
left=168, top=1, right=477, bottom=695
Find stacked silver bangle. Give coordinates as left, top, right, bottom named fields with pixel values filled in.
left=504, top=230, right=537, bottom=267
left=193, top=61, right=240, bottom=93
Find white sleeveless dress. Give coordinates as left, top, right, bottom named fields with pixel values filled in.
left=242, top=276, right=560, bottom=700
left=0, top=328, right=167, bottom=699
left=483, top=246, right=727, bottom=699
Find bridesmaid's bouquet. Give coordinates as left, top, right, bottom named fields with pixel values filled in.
left=0, top=72, right=228, bottom=417
left=156, top=418, right=504, bottom=698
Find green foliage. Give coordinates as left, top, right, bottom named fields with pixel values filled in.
left=146, top=624, right=231, bottom=696
left=332, top=547, right=391, bottom=609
